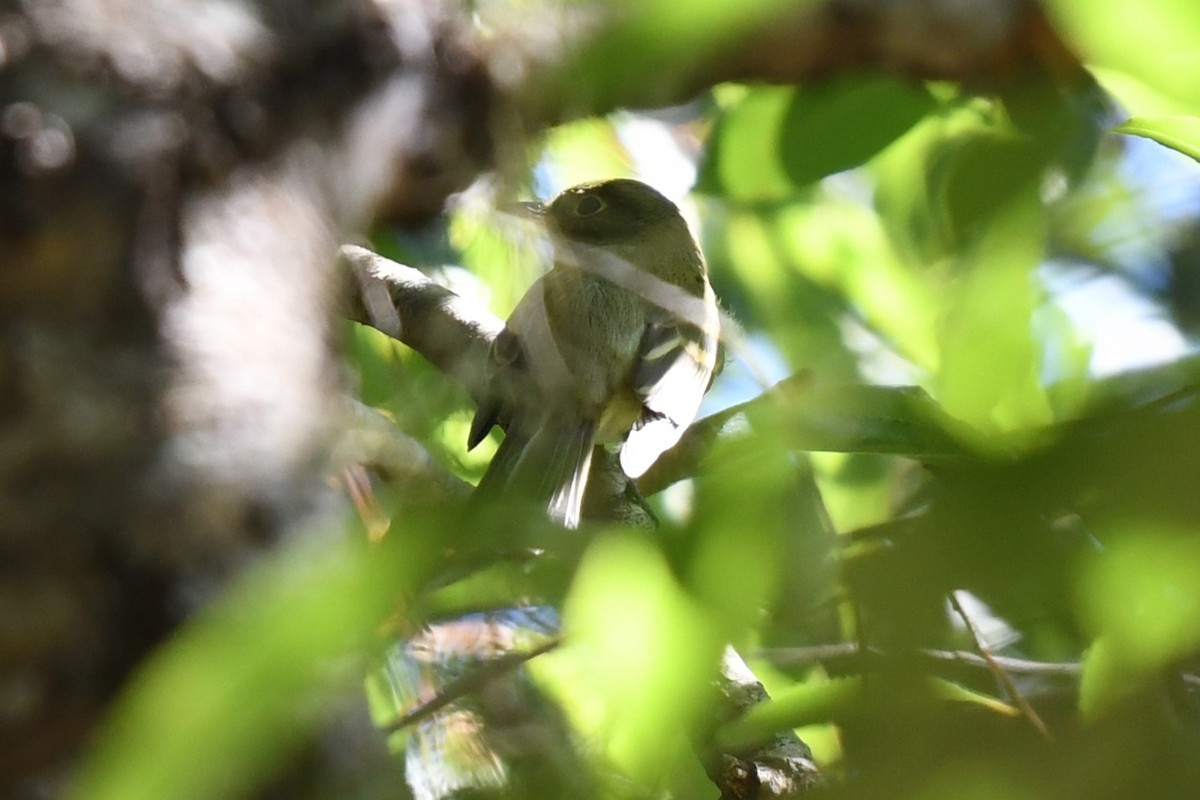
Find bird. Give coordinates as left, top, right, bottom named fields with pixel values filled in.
left=467, top=178, right=720, bottom=528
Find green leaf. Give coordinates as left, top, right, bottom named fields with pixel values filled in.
left=1090, top=66, right=1194, bottom=119
left=542, top=532, right=722, bottom=787
left=936, top=192, right=1054, bottom=442
left=770, top=199, right=942, bottom=370
left=698, top=86, right=799, bottom=203
left=689, top=434, right=794, bottom=640
left=1047, top=0, right=1200, bottom=116
left=699, top=77, right=938, bottom=202
left=717, top=675, right=1016, bottom=749
left=768, top=380, right=970, bottom=459
left=937, top=133, right=1046, bottom=251
left=778, top=76, right=938, bottom=187
left=1113, top=115, right=1200, bottom=163
left=873, top=99, right=996, bottom=263
left=1079, top=530, right=1200, bottom=674
left=716, top=676, right=860, bottom=748
left=75, top=526, right=435, bottom=800
left=542, top=117, right=634, bottom=190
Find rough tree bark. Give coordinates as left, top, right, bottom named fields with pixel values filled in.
left=1, top=1, right=493, bottom=792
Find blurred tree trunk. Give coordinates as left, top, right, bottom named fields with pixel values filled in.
left=0, top=1, right=492, bottom=792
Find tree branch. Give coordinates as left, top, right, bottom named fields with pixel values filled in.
left=340, top=244, right=502, bottom=404
left=706, top=648, right=823, bottom=798
left=949, top=591, right=1051, bottom=739
left=383, top=638, right=562, bottom=736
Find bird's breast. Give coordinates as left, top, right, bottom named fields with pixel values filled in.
left=595, top=390, right=643, bottom=444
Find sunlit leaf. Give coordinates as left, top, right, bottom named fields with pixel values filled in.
left=1090, top=66, right=1195, bottom=118
left=698, top=85, right=798, bottom=202
left=717, top=675, right=1015, bottom=749
left=1038, top=303, right=1094, bottom=416
left=689, top=434, right=793, bottom=640
left=75, top=527, right=435, bottom=800
left=541, top=532, right=722, bottom=787
left=541, top=117, right=634, bottom=190
left=711, top=206, right=858, bottom=375
left=699, top=77, right=937, bottom=202
left=810, top=451, right=897, bottom=534
left=778, top=76, right=938, bottom=187
left=771, top=199, right=942, bottom=370
left=937, top=193, right=1054, bottom=441
left=1047, top=0, right=1200, bottom=116
left=1113, top=115, right=1200, bottom=163
left=345, top=321, right=407, bottom=408
left=449, top=198, right=543, bottom=317
left=1078, top=529, right=1200, bottom=678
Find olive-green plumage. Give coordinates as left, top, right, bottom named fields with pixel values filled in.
left=469, top=179, right=720, bottom=527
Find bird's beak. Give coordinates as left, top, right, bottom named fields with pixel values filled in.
left=508, top=200, right=546, bottom=218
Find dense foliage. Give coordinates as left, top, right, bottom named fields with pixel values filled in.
left=74, top=2, right=1200, bottom=799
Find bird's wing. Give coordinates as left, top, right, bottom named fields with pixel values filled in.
left=468, top=275, right=596, bottom=528
left=467, top=328, right=522, bottom=450
left=473, top=415, right=595, bottom=529
left=621, top=312, right=719, bottom=478
left=467, top=274, right=567, bottom=450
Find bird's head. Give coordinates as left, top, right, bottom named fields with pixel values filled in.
left=526, top=178, right=706, bottom=292
left=543, top=179, right=686, bottom=243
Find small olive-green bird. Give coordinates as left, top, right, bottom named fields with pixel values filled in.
left=468, top=178, right=720, bottom=527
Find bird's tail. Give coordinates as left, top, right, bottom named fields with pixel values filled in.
left=475, top=420, right=595, bottom=529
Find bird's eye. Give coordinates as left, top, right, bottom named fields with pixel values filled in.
left=575, top=194, right=605, bottom=217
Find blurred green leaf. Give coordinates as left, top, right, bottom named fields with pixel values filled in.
left=449, top=198, right=542, bottom=318
left=541, top=532, right=722, bottom=787
left=542, top=117, right=635, bottom=189
left=1077, top=529, right=1200, bottom=713
left=873, top=99, right=996, bottom=263
left=1077, top=635, right=1128, bottom=720
left=699, top=77, right=937, bottom=202
left=698, top=85, right=798, bottom=202
left=1038, top=303, right=1094, bottom=417
left=1113, top=115, right=1200, bottom=162
left=811, top=451, right=898, bottom=534
left=688, top=434, right=793, bottom=641
left=717, top=674, right=1014, bottom=750
left=937, top=193, right=1054, bottom=441
left=778, top=77, right=938, bottom=187
left=913, top=765, right=1032, bottom=800
left=716, top=675, right=860, bottom=749
left=749, top=660, right=845, bottom=766
left=771, top=199, right=942, bottom=370
left=711, top=206, right=857, bottom=375
left=1090, top=66, right=1194, bottom=118
left=937, top=133, right=1045, bottom=251
left=345, top=322, right=407, bottom=409
left=75, top=526, right=435, bottom=800
left=1047, top=0, right=1200, bottom=116
left=767, top=379, right=968, bottom=459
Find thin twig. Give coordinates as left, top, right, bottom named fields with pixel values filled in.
left=383, top=637, right=561, bottom=734
left=760, top=642, right=1104, bottom=680
left=339, top=464, right=390, bottom=543
left=948, top=591, right=1050, bottom=739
